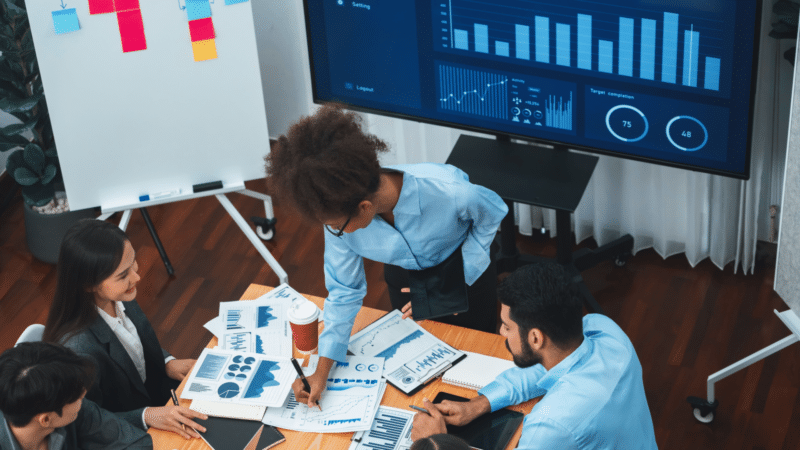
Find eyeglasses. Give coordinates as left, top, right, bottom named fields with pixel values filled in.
left=324, top=215, right=352, bottom=238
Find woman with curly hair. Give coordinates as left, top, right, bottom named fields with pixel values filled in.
left=265, top=104, right=507, bottom=407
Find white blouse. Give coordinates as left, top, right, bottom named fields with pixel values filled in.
left=96, top=301, right=147, bottom=383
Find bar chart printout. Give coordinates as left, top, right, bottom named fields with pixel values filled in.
left=349, top=406, right=414, bottom=450
left=434, top=1, right=727, bottom=94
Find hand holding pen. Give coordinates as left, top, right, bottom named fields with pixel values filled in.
left=290, top=357, right=322, bottom=410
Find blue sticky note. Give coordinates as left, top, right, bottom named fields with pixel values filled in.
left=225, top=0, right=248, bottom=4
left=186, top=0, right=212, bottom=21
left=52, top=8, right=80, bottom=35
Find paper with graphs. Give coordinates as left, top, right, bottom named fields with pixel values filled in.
left=348, top=406, right=414, bottom=450
left=218, top=284, right=296, bottom=357
left=261, top=356, right=386, bottom=433
left=181, top=348, right=295, bottom=407
left=348, top=309, right=465, bottom=394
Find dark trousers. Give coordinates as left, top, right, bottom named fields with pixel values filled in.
left=383, top=242, right=498, bottom=333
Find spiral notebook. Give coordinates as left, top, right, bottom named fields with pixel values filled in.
left=190, top=400, right=266, bottom=421
left=441, top=351, right=516, bottom=390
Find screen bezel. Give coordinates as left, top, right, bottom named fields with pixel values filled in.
left=302, top=0, right=762, bottom=180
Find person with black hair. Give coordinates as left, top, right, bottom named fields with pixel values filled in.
left=265, top=104, right=507, bottom=408
left=411, top=262, right=658, bottom=449
left=42, top=219, right=207, bottom=439
left=409, top=433, right=470, bottom=450
left=0, top=342, right=152, bottom=450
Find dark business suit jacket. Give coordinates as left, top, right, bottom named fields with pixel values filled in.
left=61, top=300, right=178, bottom=429
left=0, top=399, right=152, bottom=450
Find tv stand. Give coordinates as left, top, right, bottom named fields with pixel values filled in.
left=446, top=135, right=633, bottom=315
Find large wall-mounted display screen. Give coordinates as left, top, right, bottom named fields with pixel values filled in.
left=304, top=0, right=760, bottom=179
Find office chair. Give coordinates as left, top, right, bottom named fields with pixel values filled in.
left=15, top=324, right=45, bottom=346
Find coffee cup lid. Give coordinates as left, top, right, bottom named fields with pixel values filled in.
left=287, top=299, right=319, bottom=325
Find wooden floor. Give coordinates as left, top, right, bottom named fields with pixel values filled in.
left=1, top=180, right=798, bottom=449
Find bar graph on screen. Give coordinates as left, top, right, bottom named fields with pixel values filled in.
left=434, top=0, right=728, bottom=94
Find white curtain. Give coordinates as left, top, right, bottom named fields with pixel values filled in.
left=360, top=0, right=789, bottom=275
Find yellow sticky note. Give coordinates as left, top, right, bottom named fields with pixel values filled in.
left=192, top=39, right=217, bottom=62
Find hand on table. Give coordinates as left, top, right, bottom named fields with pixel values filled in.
left=144, top=405, right=207, bottom=440
left=411, top=399, right=448, bottom=441
left=165, top=359, right=195, bottom=381
left=436, top=396, right=491, bottom=426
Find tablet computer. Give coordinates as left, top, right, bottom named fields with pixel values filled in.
left=432, top=392, right=524, bottom=450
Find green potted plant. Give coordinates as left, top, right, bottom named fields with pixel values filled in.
left=0, top=0, right=94, bottom=263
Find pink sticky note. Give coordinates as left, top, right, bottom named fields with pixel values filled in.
left=88, top=0, right=115, bottom=14
left=113, top=0, right=140, bottom=12
left=117, top=9, right=147, bottom=53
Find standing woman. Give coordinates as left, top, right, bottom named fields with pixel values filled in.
left=265, top=104, right=507, bottom=407
left=42, top=219, right=207, bottom=440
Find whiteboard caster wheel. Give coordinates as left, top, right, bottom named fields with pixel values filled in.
left=614, top=254, right=629, bottom=267
left=687, top=396, right=717, bottom=423
left=251, top=217, right=276, bottom=241
left=693, top=408, right=714, bottom=423
left=256, top=226, right=274, bottom=241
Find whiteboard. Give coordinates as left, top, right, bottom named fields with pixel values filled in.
left=25, top=0, right=269, bottom=211
left=776, top=39, right=800, bottom=314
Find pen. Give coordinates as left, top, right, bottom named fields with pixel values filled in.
left=290, top=357, right=321, bottom=410
left=170, top=389, right=186, bottom=433
left=139, top=189, right=182, bottom=202
left=409, top=404, right=429, bottom=414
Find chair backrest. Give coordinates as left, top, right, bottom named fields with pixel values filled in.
left=15, top=324, right=45, bottom=346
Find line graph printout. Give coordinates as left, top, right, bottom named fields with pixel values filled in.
left=348, top=407, right=414, bottom=450
left=218, top=283, right=296, bottom=357
left=181, top=348, right=295, bottom=407
left=262, top=356, right=386, bottom=433
left=349, top=310, right=465, bottom=394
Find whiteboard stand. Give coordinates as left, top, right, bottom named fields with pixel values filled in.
left=97, top=207, right=176, bottom=275
left=97, top=185, right=288, bottom=285
left=686, top=309, right=800, bottom=423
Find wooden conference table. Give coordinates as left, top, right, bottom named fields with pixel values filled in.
left=150, top=284, right=537, bottom=450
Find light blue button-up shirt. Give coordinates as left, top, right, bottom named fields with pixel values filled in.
left=319, top=163, right=508, bottom=361
left=479, top=314, right=658, bottom=450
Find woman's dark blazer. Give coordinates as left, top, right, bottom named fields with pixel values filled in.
left=61, top=300, right=178, bottom=429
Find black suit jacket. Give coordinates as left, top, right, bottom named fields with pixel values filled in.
left=61, top=300, right=177, bottom=429
left=0, top=399, right=152, bottom=450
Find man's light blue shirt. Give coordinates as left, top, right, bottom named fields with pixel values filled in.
left=319, top=163, right=508, bottom=361
left=479, top=314, right=658, bottom=449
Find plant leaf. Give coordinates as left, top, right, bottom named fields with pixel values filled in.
left=20, top=30, right=33, bottom=54
left=0, top=79, right=27, bottom=97
left=0, top=119, right=36, bottom=137
left=43, top=146, right=57, bottom=157
left=0, top=35, right=17, bottom=54
left=41, top=163, right=57, bottom=185
left=4, top=148, right=21, bottom=173
left=3, top=0, right=25, bottom=19
left=0, top=92, right=42, bottom=113
left=0, top=141, right=24, bottom=152
left=21, top=182, right=55, bottom=207
left=0, top=132, right=29, bottom=150
left=0, top=61, right=18, bottom=83
left=23, top=143, right=44, bottom=172
left=13, top=166, right=37, bottom=185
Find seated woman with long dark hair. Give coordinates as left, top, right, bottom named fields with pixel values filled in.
left=43, top=219, right=207, bottom=440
